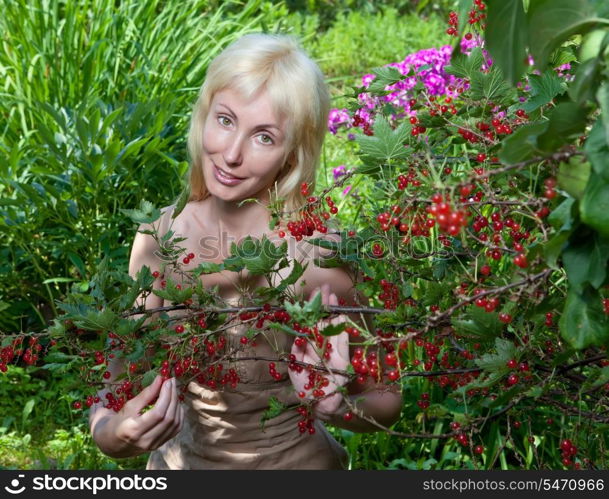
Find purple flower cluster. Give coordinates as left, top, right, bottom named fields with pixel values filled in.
left=327, top=109, right=351, bottom=134
left=327, top=41, right=472, bottom=135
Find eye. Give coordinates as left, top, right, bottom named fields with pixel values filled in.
left=258, top=134, right=273, bottom=145
left=218, top=115, right=232, bottom=127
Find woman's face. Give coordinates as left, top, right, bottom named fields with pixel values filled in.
left=201, top=87, right=291, bottom=203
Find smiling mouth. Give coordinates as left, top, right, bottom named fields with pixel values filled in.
left=214, top=164, right=245, bottom=180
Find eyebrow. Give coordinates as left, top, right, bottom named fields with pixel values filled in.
left=216, top=103, right=282, bottom=134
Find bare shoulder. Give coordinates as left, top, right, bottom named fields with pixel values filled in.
left=127, top=202, right=184, bottom=278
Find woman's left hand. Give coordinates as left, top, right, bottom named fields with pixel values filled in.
left=289, top=283, right=350, bottom=420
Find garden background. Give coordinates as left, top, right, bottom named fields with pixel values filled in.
left=2, top=0, right=609, bottom=470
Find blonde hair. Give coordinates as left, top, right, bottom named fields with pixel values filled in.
left=186, top=33, right=330, bottom=218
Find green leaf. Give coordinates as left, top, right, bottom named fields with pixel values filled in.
left=569, top=58, right=601, bottom=103
left=228, top=235, right=286, bottom=276
left=579, top=27, right=609, bottom=61
left=584, top=119, right=609, bottom=182
left=74, top=308, right=119, bottom=332
left=550, top=46, right=579, bottom=67
left=597, top=82, right=609, bottom=145
left=562, top=229, right=609, bottom=291
left=193, top=262, right=225, bottom=275
left=120, top=200, right=162, bottom=225
left=446, top=48, right=485, bottom=80
left=152, top=278, right=193, bottom=304
left=455, top=0, right=475, bottom=50
left=452, top=305, right=504, bottom=338
left=22, top=399, right=35, bottom=429
left=367, top=66, right=404, bottom=94
left=545, top=230, right=572, bottom=269
left=475, top=337, right=517, bottom=371
left=319, top=323, right=346, bottom=337
left=142, top=370, right=158, bottom=388
left=545, top=197, right=578, bottom=269
left=42, top=277, right=78, bottom=285
left=559, top=284, right=609, bottom=349
left=304, top=237, right=340, bottom=252
left=537, top=102, right=589, bottom=152
left=260, top=396, right=286, bottom=430
left=276, top=260, right=307, bottom=293
left=521, top=70, right=566, bottom=112
left=469, top=66, right=516, bottom=104
left=43, top=351, right=79, bottom=363
left=582, top=366, right=609, bottom=390
left=580, top=171, right=609, bottom=237
left=267, top=321, right=308, bottom=337
left=498, top=122, right=548, bottom=164
left=548, top=197, right=577, bottom=230
left=557, top=156, right=591, bottom=199
left=485, top=0, right=529, bottom=85
left=282, top=291, right=323, bottom=327
left=172, top=186, right=190, bottom=220
left=355, top=115, right=410, bottom=165
left=125, top=340, right=146, bottom=362
left=116, top=317, right=147, bottom=337
left=527, top=0, right=607, bottom=70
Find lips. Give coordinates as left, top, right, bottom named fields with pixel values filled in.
left=214, top=164, right=244, bottom=185
left=214, top=164, right=245, bottom=180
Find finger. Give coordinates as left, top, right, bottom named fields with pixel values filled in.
left=174, top=403, right=185, bottom=436
left=308, top=286, right=318, bottom=301
left=128, top=375, right=163, bottom=415
left=139, top=377, right=174, bottom=427
left=337, top=331, right=350, bottom=361
left=322, top=284, right=330, bottom=305
left=328, top=291, right=338, bottom=309
left=149, top=379, right=180, bottom=448
left=305, top=337, right=321, bottom=363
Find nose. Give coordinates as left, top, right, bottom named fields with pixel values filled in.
left=223, top=134, right=243, bottom=167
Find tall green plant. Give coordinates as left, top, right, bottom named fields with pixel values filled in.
left=0, top=0, right=268, bottom=332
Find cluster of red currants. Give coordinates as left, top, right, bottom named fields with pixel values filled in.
left=505, top=359, right=531, bottom=387
left=95, top=381, right=136, bottom=412
left=396, top=170, right=422, bottom=190
left=473, top=292, right=501, bottom=313
left=351, top=113, right=373, bottom=136
left=274, top=182, right=335, bottom=240
left=295, top=406, right=316, bottom=435
left=267, top=361, right=285, bottom=382
left=237, top=304, right=291, bottom=330
left=426, top=96, right=458, bottom=117
left=560, top=438, right=578, bottom=468
left=416, top=392, right=430, bottom=410
left=350, top=347, right=380, bottom=384
left=426, top=194, right=468, bottom=237
left=1, top=337, right=24, bottom=372
left=446, top=1, right=486, bottom=37
left=378, top=278, right=400, bottom=310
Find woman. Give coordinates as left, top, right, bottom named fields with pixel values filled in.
left=89, top=33, right=402, bottom=469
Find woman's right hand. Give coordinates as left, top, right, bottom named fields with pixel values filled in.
left=90, top=376, right=184, bottom=458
